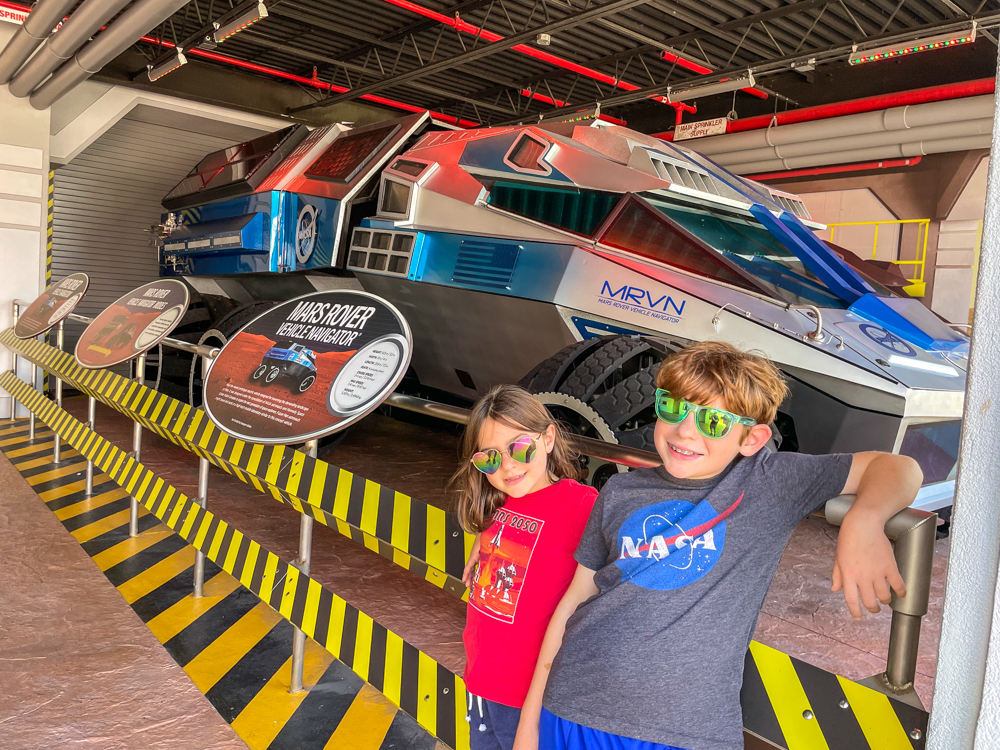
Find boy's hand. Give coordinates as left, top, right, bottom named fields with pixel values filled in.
left=831, top=509, right=906, bottom=619
left=462, top=533, right=481, bottom=588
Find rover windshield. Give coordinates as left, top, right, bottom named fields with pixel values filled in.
left=642, top=196, right=848, bottom=309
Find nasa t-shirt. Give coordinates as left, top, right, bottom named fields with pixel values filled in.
left=542, top=449, right=853, bottom=750
left=463, top=478, right=598, bottom=708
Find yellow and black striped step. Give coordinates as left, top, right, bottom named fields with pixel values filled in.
left=0, top=418, right=451, bottom=750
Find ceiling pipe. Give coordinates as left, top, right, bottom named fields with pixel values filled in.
left=29, top=0, right=190, bottom=110
left=727, top=134, right=992, bottom=174
left=719, top=116, right=993, bottom=165
left=701, top=94, right=995, bottom=155
left=748, top=156, right=923, bottom=182
left=8, top=0, right=134, bottom=98
left=0, top=0, right=77, bottom=85
left=655, top=78, right=996, bottom=141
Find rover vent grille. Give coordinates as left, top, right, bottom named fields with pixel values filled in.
left=651, top=158, right=746, bottom=203
left=452, top=240, right=521, bottom=290
left=769, top=193, right=810, bottom=218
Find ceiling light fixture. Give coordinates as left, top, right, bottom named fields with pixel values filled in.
left=147, top=49, right=187, bottom=81
left=849, top=22, right=976, bottom=65
left=666, top=73, right=756, bottom=103
left=214, top=1, right=268, bottom=44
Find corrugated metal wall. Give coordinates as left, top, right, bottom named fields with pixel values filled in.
left=52, top=116, right=237, bottom=360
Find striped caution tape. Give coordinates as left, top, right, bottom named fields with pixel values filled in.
left=0, top=330, right=472, bottom=600
left=743, top=642, right=927, bottom=750
left=0, top=370, right=471, bottom=750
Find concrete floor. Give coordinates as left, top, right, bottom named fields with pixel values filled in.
left=59, top=397, right=948, bottom=708
left=0, top=425, right=248, bottom=750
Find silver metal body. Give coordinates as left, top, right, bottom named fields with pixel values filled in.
left=53, top=320, right=64, bottom=462
left=84, top=395, right=95, bottom=495
left=289, top=438, right=318, bottom=694
left=128, top=353, right=145, bottom=537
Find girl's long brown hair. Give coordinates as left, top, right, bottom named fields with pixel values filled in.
left=450, top=384, right=582, bottom=534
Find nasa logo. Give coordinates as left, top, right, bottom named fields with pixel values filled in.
left=616, top=499, right=727, bottom=590
left=598, top=281, right=685, bottom=323
left=296, top=204, right=318, bottom=264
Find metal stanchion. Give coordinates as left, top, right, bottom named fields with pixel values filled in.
left=128, top=353, right=145, bottom=537
left=9, top=301, right=19, bottom=421
left=84, top=395, right=96, bottom=496
left=192, top=350, right=217, bottom=597
left=290, top=438, right=319, bottom=693
left=53, top=321, right=64, bottom=463
left=192, top=454, right=210, bottom=597
left=28, top=360, right=36, bottom=440
left=825, top=494, right=937, bottom=708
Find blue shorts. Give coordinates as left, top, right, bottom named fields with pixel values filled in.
left=468, top=695, right=521, bottom=750
left=540, top=707, right=688, bottom=750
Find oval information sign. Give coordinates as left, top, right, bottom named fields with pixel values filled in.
left=14, top=272, right=90, bottom=339
left=203, top=290, right=412, bottom=444
left=75, top=279, right=190, bottom=368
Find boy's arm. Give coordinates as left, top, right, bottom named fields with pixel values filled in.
left=513, top=564, right=598, bottom=750
left=833, top=452, right=923, bottom=619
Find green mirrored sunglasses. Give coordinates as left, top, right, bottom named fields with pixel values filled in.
left=653, top=389, right=756, bottom=440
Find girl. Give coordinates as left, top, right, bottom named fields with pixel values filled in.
left=452, top=384, right=598, bottom=750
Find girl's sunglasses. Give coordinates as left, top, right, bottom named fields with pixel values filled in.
left=654, top=389, right=756, bottom=440
left=471, top=435, right=537, bottom=475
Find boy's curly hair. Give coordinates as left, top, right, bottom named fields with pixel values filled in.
left=655, top=341, right=789, bottom=427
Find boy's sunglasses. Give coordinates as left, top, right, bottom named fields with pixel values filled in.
left=471, top=435, right=537, bottom=475
left=654, top=389, right=756, bottom=440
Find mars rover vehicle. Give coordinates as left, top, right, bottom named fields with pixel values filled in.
left=153, top=110, right=967, bottom=509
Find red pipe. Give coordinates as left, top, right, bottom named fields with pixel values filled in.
left=747, top=156, right=922, bottom=181
left=655, top=78, right=995, bottom=140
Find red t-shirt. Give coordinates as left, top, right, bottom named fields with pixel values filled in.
left=462, top=478, right=598, bottom=708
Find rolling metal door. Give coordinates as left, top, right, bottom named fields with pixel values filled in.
left=51, top=116, right=237, bottom=366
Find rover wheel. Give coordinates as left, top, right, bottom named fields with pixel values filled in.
left=522, top=335, right=684, bottom=459
left=265, top=366, right=280, bottom=384
left=251, top=364, right=268, bottom=382
left=187, top=300, right=280, bottom=406
left=298, top=374, right=316, bottom=393
left=532, top=391, right=625, bottom=490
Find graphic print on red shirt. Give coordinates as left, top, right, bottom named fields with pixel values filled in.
left=469, top=507, right=543, bottom=624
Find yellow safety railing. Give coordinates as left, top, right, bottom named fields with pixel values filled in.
left=827, top=219, right=929, bottom=298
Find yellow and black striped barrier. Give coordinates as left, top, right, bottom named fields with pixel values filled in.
left=0, top=370, right=471, bottom=750
left=0, top=343, right=930, bottom=750
left=0, top=329, right=472, bottom=600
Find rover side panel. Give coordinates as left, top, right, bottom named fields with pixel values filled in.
left=356, top=274, right=577, bottom=398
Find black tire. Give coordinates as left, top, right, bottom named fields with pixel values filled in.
left=559, top=337, right=657, bottom=402
left=153, top=293, right=214, bottom=402
left=265, top=366, right=280, bottom=384
left=523, top=335, right=682, bottom=484
left=251, top=364, right=268, bottom=382
left=188, top=300, right=281, bottom=406
left=298, top=374, right=316, bottom=393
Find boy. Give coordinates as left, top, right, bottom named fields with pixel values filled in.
left=513, top=341, right=921, bottom=750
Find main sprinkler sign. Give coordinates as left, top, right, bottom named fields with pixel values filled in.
left=14, top=273, right=90, bottom=339
left=203, top=290, right=412, bottom=444
left=75, top=280, right=190, bottom=368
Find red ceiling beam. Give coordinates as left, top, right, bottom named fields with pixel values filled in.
left=747, top=156, right=923, bottom=181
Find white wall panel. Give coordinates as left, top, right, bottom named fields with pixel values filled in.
left=0, top=198, right=41, bottom=227
left=0, top=169, right=43, bottom=198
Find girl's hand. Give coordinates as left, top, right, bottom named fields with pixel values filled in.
left=463, top=533, right=482, bottom=588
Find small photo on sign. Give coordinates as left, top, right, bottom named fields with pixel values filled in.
left=203, top=290, right=412, bottom=444
left=14, top=273, right=90, bottom=339
left=75, top=280, right=190, bottom=368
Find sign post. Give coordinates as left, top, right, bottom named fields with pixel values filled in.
left=202, top=289, right=412, bottom=691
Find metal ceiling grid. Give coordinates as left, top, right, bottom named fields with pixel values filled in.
left=137, top=0, right=995, bottom=126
